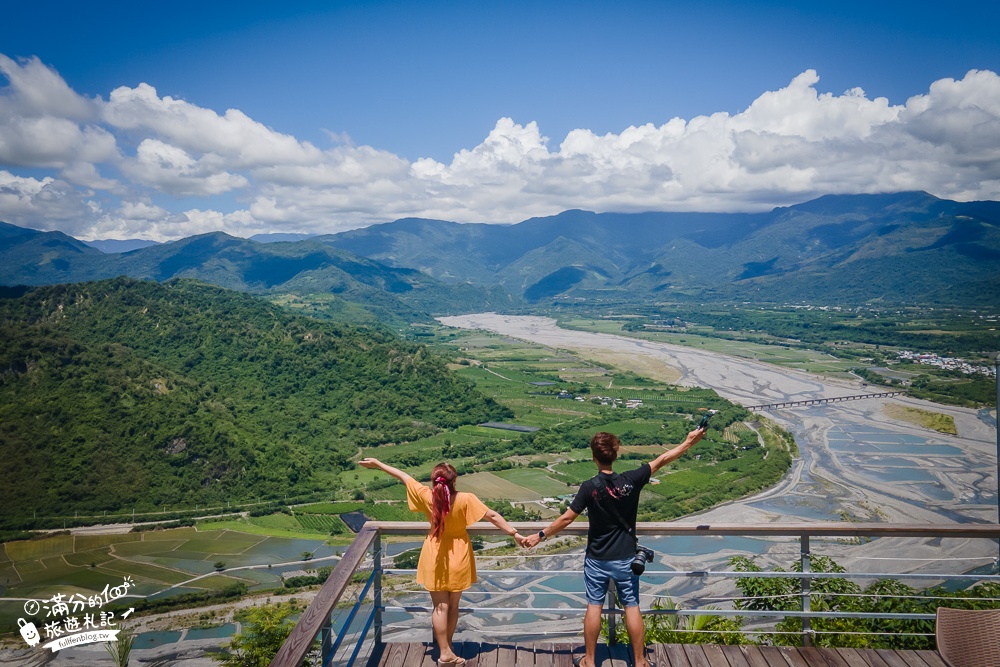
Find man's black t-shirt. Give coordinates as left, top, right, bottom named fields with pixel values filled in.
left=569, top=463, right=651, bottom=561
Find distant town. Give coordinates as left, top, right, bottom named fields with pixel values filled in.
left=897, top=350, right=997, bottom=377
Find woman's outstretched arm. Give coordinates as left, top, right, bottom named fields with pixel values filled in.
left=482, top=507, right=525, bottom=545
left=358, top=457, right=411, bottom=483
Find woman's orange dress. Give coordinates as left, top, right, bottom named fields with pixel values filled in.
left=405, top=476, right=489, bottom=592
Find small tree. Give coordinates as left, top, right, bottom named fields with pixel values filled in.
left=215, top=603, right=295, bottom=667
left=106, top=627, right=171, bottom=667
left=105, top=626, right=136, bottom=667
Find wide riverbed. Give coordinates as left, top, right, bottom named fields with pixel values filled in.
left=439, top=313, right=999, bottom=527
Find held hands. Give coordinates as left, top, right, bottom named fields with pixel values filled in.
left=508, top=532, right=538, bottom=548
left=522, top=532, right=542, bottom=549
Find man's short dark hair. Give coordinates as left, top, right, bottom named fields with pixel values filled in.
left=590, top=431, right=620, bottom=466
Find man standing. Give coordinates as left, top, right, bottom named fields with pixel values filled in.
left=524, top=426, right=706, bottom=667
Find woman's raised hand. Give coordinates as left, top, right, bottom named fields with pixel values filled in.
left=358, top=457, right=381, bottom=469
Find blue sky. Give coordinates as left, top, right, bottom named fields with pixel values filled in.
left=1, top=0, right=999, bottom=240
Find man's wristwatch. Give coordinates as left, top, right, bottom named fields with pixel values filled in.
left=537, top=530, right=546, bottom=541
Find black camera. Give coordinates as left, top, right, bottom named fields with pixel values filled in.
left=631, top=545, right=655, bottom=575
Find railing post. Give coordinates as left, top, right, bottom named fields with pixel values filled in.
left=800, top=534, right=812, bottom=647
left=320, top=615, right=332, bottom=667
left=373, top=532, right=383, bottom=646
left=606, top=581, right=618, bottom=646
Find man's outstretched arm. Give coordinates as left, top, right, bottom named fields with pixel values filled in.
left=648, top=427, right=706, bottom=475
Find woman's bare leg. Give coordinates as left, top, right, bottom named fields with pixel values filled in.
left=430, top=590, right=458, bottom=661
left=447, top=591, right=462, bottom=646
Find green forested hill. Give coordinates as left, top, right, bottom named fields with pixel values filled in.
left=0, top=278, right=511, bottom=522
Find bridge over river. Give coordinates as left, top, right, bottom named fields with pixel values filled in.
left=748, top=391, right=904, bottom=411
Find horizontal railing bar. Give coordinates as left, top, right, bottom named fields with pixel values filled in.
left=387, top=567, right=1000, bottom=581
left=372, top=520, right=1000, bottom=539
left=381, top=605, right=938, bottom=621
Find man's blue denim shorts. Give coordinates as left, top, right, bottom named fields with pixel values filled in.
left=583, top=556, right=640, bottom=608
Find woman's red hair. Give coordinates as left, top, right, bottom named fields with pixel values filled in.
left=430, top=463, right=458, bottom=540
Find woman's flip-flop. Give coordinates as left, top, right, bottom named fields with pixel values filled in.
left=438, top=657, right=467, bottom=667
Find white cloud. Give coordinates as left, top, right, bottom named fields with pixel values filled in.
left=0, top=55, right=95, bottom=119
left=2, top=55, right=1000, bottom=239
left=0, top=56, right=117, bottom=170
left=0, top=170, right=99, bottom=234
left=120, top=139, right=248, bottom=196
left=103, top=83, right=322, bottom=167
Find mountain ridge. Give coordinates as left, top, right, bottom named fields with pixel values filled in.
left=2, top=191, right=998, bottom=310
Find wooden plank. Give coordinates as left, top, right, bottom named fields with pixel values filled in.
left=701, top=644, right=736, bottom=667
left=475, top=642, right=499, bottom=667
left=870, top=650, right=916, bottom=667
left=457, top=641, right=481, bottom=667
left=852, top=649, right=892, bottom=667
left=753, top=647, right=787, bottom=666
left=799, top=647, right=844, bottom=667
left=828, top=648, right=874, bottom=667
left=495, top=643, right=518, bottom=667
left=518, top=643, right=544, bottom=667
left=734, top=645, right=773, bottom=667
left=411, top=641, right=438, bottom=667
left=606, top=642, right=631, bottom=666
left=373, top=641, right=406, bottom=667
left=530, top=643, right=554, bottom=667
left=899, top=651, right=948, bottom=667
left=775, top=647, right=810, bottom=667
left=549, top=642, right=577, bottom=667
left=654, top=643, right=692, bottom=667
left=718, top=645, right=753, bottom=667
left=681, top=644, right=714, bottom=667
left=372, top=644, right=948, bottom=667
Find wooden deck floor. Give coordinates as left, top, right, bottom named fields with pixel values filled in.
left=368, top=642, right=949, bottom=667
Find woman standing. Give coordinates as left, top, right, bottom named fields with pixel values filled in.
left=358, top=458, right=524, bottom=667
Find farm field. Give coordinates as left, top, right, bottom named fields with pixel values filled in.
left=1, top=325, right=796, bottom=636
left=0, top=525, right=339, bottom=630
left=344, top=328, right=792, bottom=526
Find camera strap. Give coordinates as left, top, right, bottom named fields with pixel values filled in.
left=592, top=475, right=639, bottom=550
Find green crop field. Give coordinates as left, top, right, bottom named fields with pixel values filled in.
left=76, top=534, right=141, bottom=550
left=96, top=559, right=191, bottom=585
left=63, top=546, right=114, bottom=566
left=0, top=524, right=341, bottom=631
left=494, top=468, right=575, bottom=498
left=296, top=502, right=365, bottom=514
left=294, top=514, right=337, bottom=533
left=4, top=534, right=75, bottom=561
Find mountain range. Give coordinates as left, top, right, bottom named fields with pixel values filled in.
left=2, top=191, right=998, bottom=313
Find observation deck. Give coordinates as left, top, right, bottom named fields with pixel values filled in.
left=268, top=522, right=1000, bottom=667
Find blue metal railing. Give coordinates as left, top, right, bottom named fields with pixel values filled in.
left=269, top=522, right=1000, bottom=667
